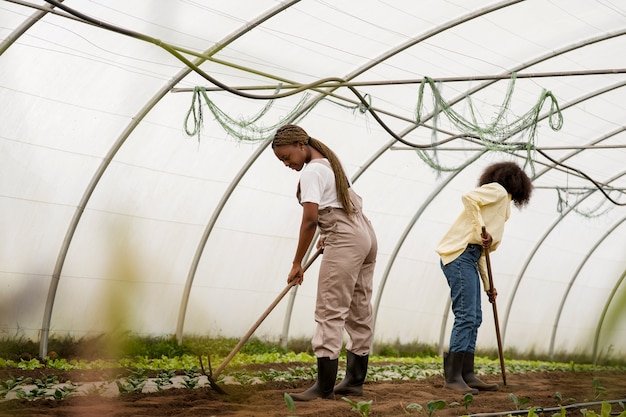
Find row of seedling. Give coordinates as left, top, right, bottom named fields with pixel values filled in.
left=0, top=369, right=208, bottom=401
left=282, top=379, right=623, bottom=417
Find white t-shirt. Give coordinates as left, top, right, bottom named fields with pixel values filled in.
left=299, top=159, right=343, bottom=209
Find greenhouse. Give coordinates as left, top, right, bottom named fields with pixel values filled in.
left=1, top=1, right=625, bottom=416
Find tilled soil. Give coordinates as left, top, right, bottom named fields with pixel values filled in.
left=1, top=369, right=625, bottom=416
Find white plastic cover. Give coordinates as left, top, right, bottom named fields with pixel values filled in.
left=1, top=0, right=624, bottom=359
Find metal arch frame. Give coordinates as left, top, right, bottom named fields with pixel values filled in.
left=2, top=0, right=620, bottom=353
left=32, top=0, right=303, bottom=358
left=282, top=29, right=626, bottom=345
left=0, top=0, right=58, bottom=54
left=529, top=124, right=626, bottom=357
left=367, top=27, right=626, bottom=321
left=281, top=3, right=626, bottom=346
left=177, top=0, right=527, bottom=343
left=593, top=267, right=626, bottom=363
left=549, top=217, right=626, bottom=357
left=501, top=169, right=626, bottom=345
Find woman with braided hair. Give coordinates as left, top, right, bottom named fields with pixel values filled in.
left=272, top=124, right=378, bottom=401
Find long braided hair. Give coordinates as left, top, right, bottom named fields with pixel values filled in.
left=272, top=124, right=354, bottom=215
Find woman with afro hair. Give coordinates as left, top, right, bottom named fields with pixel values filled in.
left=436, top=161, right=533, bottom=394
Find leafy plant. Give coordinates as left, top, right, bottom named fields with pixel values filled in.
left=51, top=383, right=77, bottom=400
left=16, top=358, right=44, bottom=370
left=14, top=387, right=48, bottom=401
left=154, top=370, right=175, bottom=391
left=592, top=378, right=606, bottom=400
left=462, top=393, right=474, bottom=411
left=0, top=376, right=31, bottom=399
left=551, top=406, right=566, bottom=417
left=553, top=391, right=576, bottom=405
left=527, top=407, right=539, bottom=417
left=342, top=397, right=373, bottom=417
left=579, top=401, right=626, bottom=417
left=33, top=375, right=60, bottom=389
left=426, top=399, right=446, bottom=417
left=181, top=369, right=201, bottom=389
left=115, top=369, right=147, bottom=394
left=508, top=393, right=531, bottom=410
left=283, top=392, right=297, bottom=416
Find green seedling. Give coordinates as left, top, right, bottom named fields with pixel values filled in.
left=426, top=399, right=446, bottom=417
left=14, top=387, right=48, bottom=401
left=592, top=378, right=606, bottom=400
left=553, top=391, right=562, bottom=403
left=462, top=393, right=474, bottom=411
left=16, top=358, right=44, bottom=371
left=154, top=370, right=175, bottom=391
left=553, top=391, right=576, bottom=405
left=342, top=397, right=373, bottom=417
left=0, top=376, right=31, bottom=399
left=33, top=375, right=59, bottom=389
left=115, top=378, right=145, bottom=394
left=283, top=392, right=297, bottom=416
left=508, top=393, right=531, bottom=410
left=579, top=401, right=624, bottom=417
left=115, top=369, right=147, bottom=394
left=527, top=407, right=539, bottom=417
left=551, top=406, right=566, bottom=417
left=181, top=369, right=201, bottom=389
left=51, top=383, right=77, bottom=400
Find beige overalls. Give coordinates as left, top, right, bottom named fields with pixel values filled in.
left=299, top=159, right=378, bottom=359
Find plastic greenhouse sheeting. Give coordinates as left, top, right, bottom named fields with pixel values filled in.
left=0, top=0, right=625, bottom=360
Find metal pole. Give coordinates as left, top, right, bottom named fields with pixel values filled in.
left=390, top=143, right=626, bottom=151
left=170, top=68, right=626, bottom=93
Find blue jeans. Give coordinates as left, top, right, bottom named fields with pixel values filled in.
left=441, top=244, right=483, bottom=353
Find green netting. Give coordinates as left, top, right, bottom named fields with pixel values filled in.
left=556, top=188, right=617, bottom=218
left=184, top=86, right=312, bottom=143
left=413, top=74, right=564, bottom=174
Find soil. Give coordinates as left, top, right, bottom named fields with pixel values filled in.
left=1, top=368, right=625, bottom=417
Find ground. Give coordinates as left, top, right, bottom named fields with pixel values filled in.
left=1, top=368, right=625, bottom=417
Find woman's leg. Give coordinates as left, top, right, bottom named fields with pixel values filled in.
left=442, top=245, right=481, bottom=352
left=335, top=216, right=377, bottom=396
left=467, top=265, right=482, bottom=353
left=441, top=245, right=481, bottom=394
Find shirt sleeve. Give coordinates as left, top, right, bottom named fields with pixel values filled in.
left=299, top=167, right=324, bottom=204
left=461, top=183, right=507, bottom=240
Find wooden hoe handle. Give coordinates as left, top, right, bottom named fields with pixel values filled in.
left=212, top=248, right=323, bottom=378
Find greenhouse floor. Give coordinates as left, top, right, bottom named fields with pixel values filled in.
left=1, top=369, right=625, bottom=416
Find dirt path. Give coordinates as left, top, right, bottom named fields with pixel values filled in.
left=1, top=370, right=625, bottom=416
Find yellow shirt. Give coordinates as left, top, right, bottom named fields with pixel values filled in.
left=436, top=182, right=511, bottom=290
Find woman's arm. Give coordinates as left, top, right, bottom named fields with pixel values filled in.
left=288, top=202, right=319, bottom=284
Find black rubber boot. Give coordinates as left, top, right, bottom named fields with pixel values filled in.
left=290, top=357, right=338, bottom=401
left=443, top=352, right=478, bottom=394
left=334, top=351, right=369, bottom=396
left=462, top=352, right=498, bottom=391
